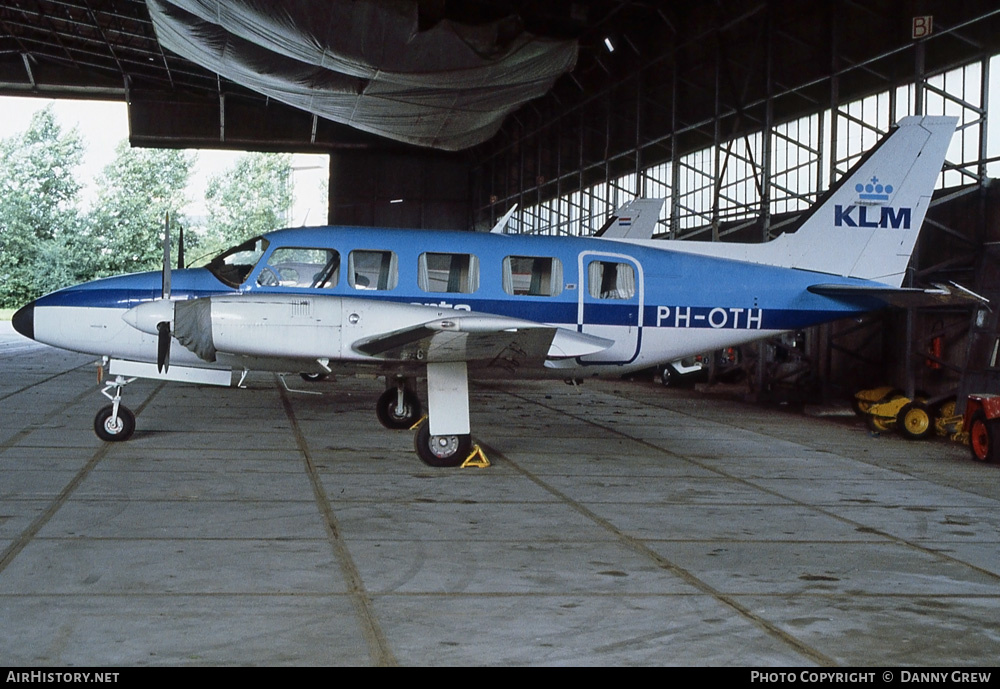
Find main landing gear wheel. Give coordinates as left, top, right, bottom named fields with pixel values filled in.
left=659, top=365, right=677, bottom=387
left=299, top=372, right=328, bottom=382
left=896, top=401, right=934, bottom=441
left=414, top=423, right=471, bottom=467
left=376, top=388, right=422, bottom=429
left=968, top=411, right=1000, bottom=463
left=94, top=404, right=136, bottom=442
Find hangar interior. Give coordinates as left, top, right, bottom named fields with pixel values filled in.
left=5, top=1, right=1000, bottom=668
left=4, top=0, right=1000, bottom=405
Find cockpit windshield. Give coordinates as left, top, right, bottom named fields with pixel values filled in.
left=206, top=237, right=270, bottom=288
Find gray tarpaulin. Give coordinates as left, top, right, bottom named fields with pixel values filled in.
left=147, top=0, right=578, bottom=150
left=174, top=297, right=216, bottom=362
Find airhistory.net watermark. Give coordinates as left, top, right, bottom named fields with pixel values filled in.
left=6, top=672, right=119, bottom=684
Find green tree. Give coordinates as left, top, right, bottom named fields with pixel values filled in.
left=0, top=106, right=84, bottom=307
left=85, top=141, right=194, bottom=277
left=199, top=152, right=293, bottom=258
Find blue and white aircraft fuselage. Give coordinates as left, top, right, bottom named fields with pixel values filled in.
left=11, top=116, right=965, bottom=466
left=20, top=228, right=876, bottom=370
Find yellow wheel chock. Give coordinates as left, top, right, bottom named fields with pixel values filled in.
left=460, top=445, right=491, bottom=468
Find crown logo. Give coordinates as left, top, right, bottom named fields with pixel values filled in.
left=855, top=176, right=893, bottom=203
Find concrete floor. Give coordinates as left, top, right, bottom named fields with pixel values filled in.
left=1, top=322, right=999, bottom=666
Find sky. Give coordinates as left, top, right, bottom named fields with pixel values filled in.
left=0, top=95, right=329, bottom=226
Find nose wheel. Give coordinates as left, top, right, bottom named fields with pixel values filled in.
left=94, top=374, right=137, bottom=442
left=94, top=404, right=136, bottom=441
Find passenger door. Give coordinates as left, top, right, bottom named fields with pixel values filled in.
left=577, top=251, right=644, bottom=364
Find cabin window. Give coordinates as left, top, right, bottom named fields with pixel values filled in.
left=349, top=250, right=398, bottom=290
left=418, top=252, right=479, bottom=293
left=257, top=247, right=340, bottom=288
left=206, top=236, right=270, bottom=288
left=587, top=260, right=635, bottom=299
left=502, top=256, right=563, bottom=296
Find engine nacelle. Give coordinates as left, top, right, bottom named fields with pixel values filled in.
left=207, top=295, right=344, bottom=359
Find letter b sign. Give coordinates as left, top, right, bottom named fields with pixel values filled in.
left=913, top=16, right=933, bottom=39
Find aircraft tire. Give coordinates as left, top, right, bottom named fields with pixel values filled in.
left=968, top=411, right=1000, bottom=462
left=414, top=424, right=471, bottom=467
left=896, top=402, right=934, bottom=441
left=94, top=404, right=136, bottom=442
left=376, top=388, right=422, bottom=430
left=299, top=372, right=328, bottom=382
left=660, top=365, right=677, bottom=387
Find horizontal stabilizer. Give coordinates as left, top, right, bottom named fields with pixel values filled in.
left=808, top=282, right=989, bottom=308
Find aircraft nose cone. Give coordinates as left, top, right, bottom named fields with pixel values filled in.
left=11, top=301, right=35, bottom=340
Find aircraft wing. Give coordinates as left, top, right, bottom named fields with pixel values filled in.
left=808, top=282, right=989, bottom=308
left=352, top=315, right=613, bottom=366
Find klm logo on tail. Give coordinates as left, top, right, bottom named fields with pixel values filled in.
left=834, top=205, right=911, bottom=229
left=834, top=176, right=911, bottom=229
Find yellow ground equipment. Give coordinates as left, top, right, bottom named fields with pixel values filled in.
left=852, top=388, right=950, bottom=441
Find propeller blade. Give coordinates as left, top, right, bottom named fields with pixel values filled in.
left=177, top=224, right=185, bottom=270
left=162, top=212, right=172, bottom=300
left=157, top=321, right=171, bottom=373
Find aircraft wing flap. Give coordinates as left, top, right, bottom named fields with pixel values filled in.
left=808, top=282, right=989, bottom=308
left=353, top=315, right=613, bottom=364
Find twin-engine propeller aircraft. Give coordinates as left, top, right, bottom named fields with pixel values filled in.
left=12, top=116, right=973, bottom=466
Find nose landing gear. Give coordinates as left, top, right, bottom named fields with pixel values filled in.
left=94, top=374, right=136, bottom=442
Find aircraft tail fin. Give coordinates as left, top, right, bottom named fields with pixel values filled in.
left=775, top=115, right=956, bottom=286
left=595, top=198, right=665, bottom=240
